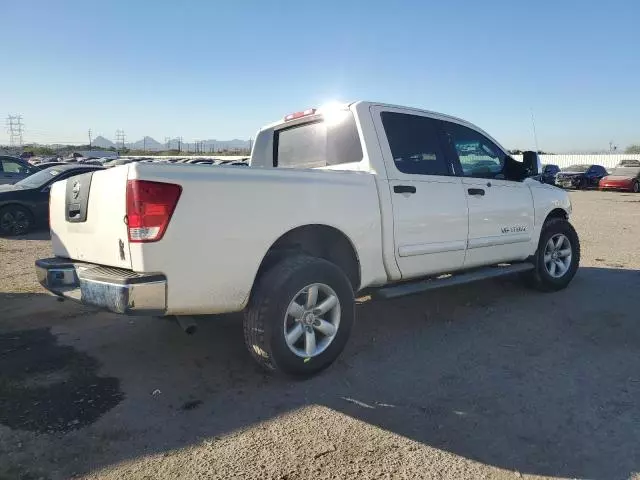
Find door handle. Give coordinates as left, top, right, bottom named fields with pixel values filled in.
left=394, top=185, right=416, bottom=194
left=468, top=188, right=485, bottom=196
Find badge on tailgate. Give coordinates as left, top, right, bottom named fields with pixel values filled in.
left=65, top=172, right=95, bottom=223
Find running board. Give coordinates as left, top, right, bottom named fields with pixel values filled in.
left=374, top=263, right=535, bottom=300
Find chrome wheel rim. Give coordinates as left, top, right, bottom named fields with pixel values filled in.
left=543, top=233, right=572, bottom=278
left=283, top=283, right=341, bottom=358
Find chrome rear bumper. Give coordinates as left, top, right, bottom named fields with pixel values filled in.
left=35, top=257, right=166, bottom=315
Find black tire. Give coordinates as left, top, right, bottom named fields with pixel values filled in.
left=0, top=205, right=33, bottom=236
left=525, top=218, right=580, bottom=292
left=244, top=255, right=355, bottom=377
left=632, top=180, right=640, bottom=193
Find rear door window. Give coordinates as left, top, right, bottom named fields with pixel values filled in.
left=380, top=112, right=451, bottom=176
left=274, top=113, right=363, bottom=168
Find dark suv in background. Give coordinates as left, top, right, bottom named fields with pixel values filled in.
left=541, top=164, right=560, bottom=184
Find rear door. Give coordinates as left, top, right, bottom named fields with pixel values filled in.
left=50, top=166, right=133, bottom=269
left=441, top=120, right=535, bottom=268
left=371, top=106, right=468, bottom=279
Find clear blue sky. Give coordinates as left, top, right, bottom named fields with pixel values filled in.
left=2, top=0, right=639, bottom=152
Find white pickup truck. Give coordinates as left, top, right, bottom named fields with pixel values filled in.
left=36, top=101, right=579, bottom=376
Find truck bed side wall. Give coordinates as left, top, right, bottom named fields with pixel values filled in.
left=128, top=164, right=388, bottom=314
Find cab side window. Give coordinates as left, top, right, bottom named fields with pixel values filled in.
left=380, top=112, right=451, bottom=176
left=1, top=159, right=30, bottom=174
left=440, top=121, right=508, bottom=180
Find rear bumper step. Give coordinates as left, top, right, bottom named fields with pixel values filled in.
left=374, top=263, right=534, bottom=300
left=35, top=257, right=166, bottom=315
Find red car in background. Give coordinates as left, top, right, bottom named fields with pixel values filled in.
left=599, top=164, right=640, bottom=192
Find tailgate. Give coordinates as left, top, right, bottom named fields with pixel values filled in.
left=50, top=165, right=132, bottom=269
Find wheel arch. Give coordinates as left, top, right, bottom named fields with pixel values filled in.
left=253, top=224, right=361, bottom=292
left=544, top=208, right=569, bottom=223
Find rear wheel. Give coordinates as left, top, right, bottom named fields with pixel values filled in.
left=525, top=218, right=580, bottom=291
left=244, top=255, right=355, bottom=377
left=0, top=205, right=33, bottom=236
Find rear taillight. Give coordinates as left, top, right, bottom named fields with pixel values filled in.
left=126, top=180, right=181, bottom=242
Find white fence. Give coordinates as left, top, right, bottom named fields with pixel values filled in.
left=512, top=154, right=640, bottom=170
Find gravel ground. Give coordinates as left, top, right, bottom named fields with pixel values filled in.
left=0, top=190, right=639, bottom=480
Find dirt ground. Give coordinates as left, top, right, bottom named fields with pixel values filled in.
left=1, top=190, right=639, bottom=480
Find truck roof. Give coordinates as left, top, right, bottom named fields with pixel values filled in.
left=261, top=101, right=508, bottom=155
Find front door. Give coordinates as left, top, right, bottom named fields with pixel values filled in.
left=372, top=107, right=469, bottom=279
left=441, top=121, right=535, bottom=268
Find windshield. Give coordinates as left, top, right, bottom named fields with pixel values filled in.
left=609, top=167, right=640, bottom=177
left=562, top=164, right=590, bottom=172
left=14, top=167, right=64, bottom=188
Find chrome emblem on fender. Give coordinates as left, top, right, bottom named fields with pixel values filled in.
left=72, top=181, right=81, bottom=199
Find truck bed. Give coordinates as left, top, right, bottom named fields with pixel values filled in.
left=48, top=162, right=388, bottom=314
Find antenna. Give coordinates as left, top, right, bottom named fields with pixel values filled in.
left=530, top=108, right=539, bottom=153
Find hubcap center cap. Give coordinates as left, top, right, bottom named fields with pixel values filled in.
left=302, top=312, right=315, bottom=325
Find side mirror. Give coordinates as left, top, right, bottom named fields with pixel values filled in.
left=41, top=186, right=51, bottom=193
left=522, top=151, right=541, bottom=176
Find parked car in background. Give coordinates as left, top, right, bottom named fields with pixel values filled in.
left=540, top=164, right=560, bottom=185
left=36, top=162, right=67, bottom=169
left=0, top=156, right=40, bottom=185
left=555, top=164, right=608, bottom=189
left=0, top=164, right=103, bottom=236
left=599, top=166, right=640, bottom=192
left=104, top=159, right=134, bottom=168
left=616, top=159, right=640, bottom=168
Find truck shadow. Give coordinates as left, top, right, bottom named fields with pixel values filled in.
left=1, top=266, right=639, bottom=479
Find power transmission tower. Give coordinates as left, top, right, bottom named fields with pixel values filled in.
left=88, top=129, right=92, bottom=149
left=6, top=115, right=24, bottom=147
left=165, top=137, right=171, bottom=150
left=115, top=129, right=126, bottom=149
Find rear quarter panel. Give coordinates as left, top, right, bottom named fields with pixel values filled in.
left=129, top=163, right=387, bottom=315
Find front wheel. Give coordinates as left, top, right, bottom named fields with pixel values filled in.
left=244, top=255, right=355, bottom=377
left=525, top=218, right=580, bottom=291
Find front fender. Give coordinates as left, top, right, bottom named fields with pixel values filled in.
left=526, top=180, right=572, bottom=251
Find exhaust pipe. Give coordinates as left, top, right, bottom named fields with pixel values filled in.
left=172, top=316, right=197, bottom=335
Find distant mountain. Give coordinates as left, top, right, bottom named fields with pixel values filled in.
left=127, top=136, right=164, bottom=151
left=92, top=136, right=115, bottom=148
left=86, top=136, right=250, bottom=152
